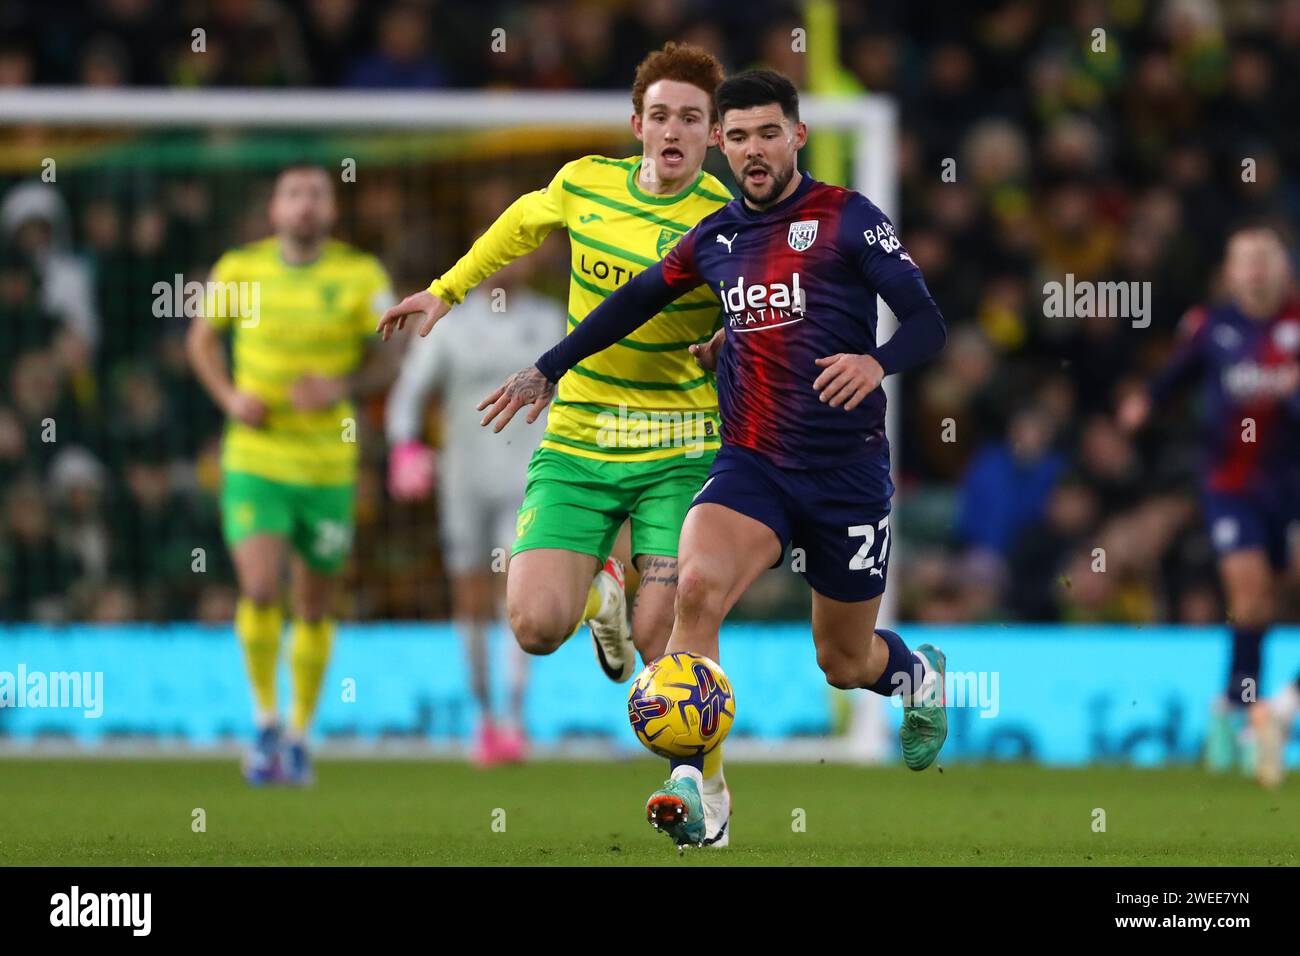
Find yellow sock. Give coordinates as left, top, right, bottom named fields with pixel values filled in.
left=703, top=743, right=724, bottom=781
left=290, top=618, right=334, bottom=734
left=236, top=598, right=283, bottom=720
left=569, top=581, right=605, bottom=638
left=583, top=581, right=603, bottom=621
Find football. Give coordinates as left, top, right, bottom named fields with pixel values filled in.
left=627, top=652, right=735, bottom=758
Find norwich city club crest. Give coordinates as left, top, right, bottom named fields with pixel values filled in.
left=656, top=228, right=684, bottom=259
left=516, top=507, right=537, bottom=538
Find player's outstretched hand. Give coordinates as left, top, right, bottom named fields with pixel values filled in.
left=813, top=353, right=884, bottom=410
left=689, top=329, right=726, bottom=371
left=478, top=365, right=555, bottom=433
left=376, top=289, right=451, bottom=341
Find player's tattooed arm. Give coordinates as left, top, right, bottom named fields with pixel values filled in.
left=477, top=365, right=555, bottom=432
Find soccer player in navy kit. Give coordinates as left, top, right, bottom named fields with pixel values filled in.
left=481, top=70, right=950, bottom=846
left=1120, top=224, right=1300, bottom=788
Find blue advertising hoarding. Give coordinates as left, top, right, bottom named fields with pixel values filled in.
left=1, top=623, right=1298, bottom=767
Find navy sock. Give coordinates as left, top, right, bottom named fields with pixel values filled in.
left=1225, top=626, right=1265, bottom=708
left=669, top=756, right=704, bottom=773
left=866, top=628, right=925, bottom=698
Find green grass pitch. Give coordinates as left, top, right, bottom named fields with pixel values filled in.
left=1, top=759, right=1296, bottom=866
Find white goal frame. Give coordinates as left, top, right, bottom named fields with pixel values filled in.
left=0, top=87, right=902, bottom=624
left=1, top=88, right=905, bottom=760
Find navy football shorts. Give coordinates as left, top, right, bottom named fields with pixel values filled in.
left=690, top=443, right=895, bottom=602
left=1202, top=486, right=1300, bottom=570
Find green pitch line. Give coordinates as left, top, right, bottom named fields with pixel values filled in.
left=0, top=760, right=1295, bottom=866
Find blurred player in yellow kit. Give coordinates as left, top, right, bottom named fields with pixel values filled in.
left=187, top=163, right=397, bottom=785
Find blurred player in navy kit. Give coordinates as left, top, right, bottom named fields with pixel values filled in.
left=1120, top=224, right=1300, bottom=788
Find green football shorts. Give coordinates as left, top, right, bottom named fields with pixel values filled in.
left=512, top=447, right=717, bottom=561
left=220, top=470, right=356, bottom=574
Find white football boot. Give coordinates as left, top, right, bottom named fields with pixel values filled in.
left=589, top=556, right=636, bottom=682
left=702, top=772, right=731, bottom=848
left=1255, top=683, right=1299, bottom=790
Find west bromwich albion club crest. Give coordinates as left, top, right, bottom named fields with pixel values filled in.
left=656, top=228, right=684, bottom=259
left=787, top=219, right=818, bottom=252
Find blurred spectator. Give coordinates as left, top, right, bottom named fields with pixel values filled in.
left=956, top=407, right=1066, bottom=555
left=1, top=183, right=100, bottom=354
left=344, top=1, right=448, bottom=88
left=1007, top=475, right=1100, bottom=619
left=0, top=478, right=80, bottom=622
left=0, top=1, right=1297, bottom=624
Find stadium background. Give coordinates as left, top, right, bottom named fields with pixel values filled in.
left=1, top=0, right=1298, bottom=766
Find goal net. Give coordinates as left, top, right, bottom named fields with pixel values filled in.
left=0, top=89, right=897, bottom=625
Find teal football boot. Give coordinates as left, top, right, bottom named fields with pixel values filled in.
left=1204, top=704, right=1244, bottom=773
left=646, top=775, right=706, bottom=848
left=900, top=643, right=948, bottom=771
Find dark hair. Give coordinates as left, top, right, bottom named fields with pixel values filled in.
left=714, top=69, right=800, bottom=124
left=632, top=42, right=726, bottom=123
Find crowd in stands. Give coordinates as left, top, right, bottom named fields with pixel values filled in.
left=2, top=0, right=1299, bottom=623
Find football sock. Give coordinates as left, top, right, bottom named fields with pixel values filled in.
left=1225, top=626, right=1264, bottom=708
left=669, top=755, right=705, bottom=774
left=866, top=628, right=927, bottom=702
left=1275, top=680, right=1300, bottom=725
left=568, top=577, right=606, bottom=639
left=289, top=617, right=334, bottom=734
left=460, top=619, right=491, bottom=714
left=670, top=763, right=705, bottom=791
left=702, top=743, right=724, bottom=782
left=583, top=579, right=604, bottom=622
left=235, top=598, right=282, bottom=724
left=507, top=636, right=529, bottom=728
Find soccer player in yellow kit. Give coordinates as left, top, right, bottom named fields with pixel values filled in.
left=187, top=163, right=397, bottom=786
left=377, top=44, right=735, bottom=839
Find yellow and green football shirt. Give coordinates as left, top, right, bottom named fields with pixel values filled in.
left=205, top=237, right=394, bottom=486
left=429, top=155, right=732, bottom=462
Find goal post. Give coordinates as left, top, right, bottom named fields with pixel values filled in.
left=0, top=88, right=897, bottom=221
left=0, top=88, right=900, bottom=627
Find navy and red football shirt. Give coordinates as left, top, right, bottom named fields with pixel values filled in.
left=536, top=171, right=946, bottom=470
left=1150, top=301, right=1300, bottom=495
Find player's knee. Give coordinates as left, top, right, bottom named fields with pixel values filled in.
left=1227, top=592, right=1271, bottom=629
left=509, top=605, right=570, bottom=656
left=675, top=563, right=725, bottom=624
left=631, top=607, right=674, bottom=661
left=241, top=579, right=280, bottom=608
left=816, top=649, right=864, bottom=690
